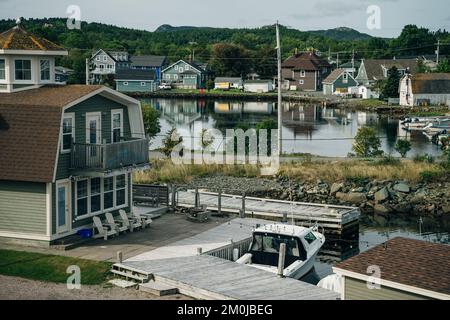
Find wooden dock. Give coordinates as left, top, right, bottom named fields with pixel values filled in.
left=115, top=255, right=339, bottom=300
left=174, top=190, right=360, bottom=230
left=111, top=218, right=340, bottom=300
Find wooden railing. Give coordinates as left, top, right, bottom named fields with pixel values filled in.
left=70, top=138, right=149, bottom=171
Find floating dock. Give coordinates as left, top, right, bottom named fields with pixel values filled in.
left=112, top=218, right=339, bottom=300
left=174, top=190, right=360, bottom=230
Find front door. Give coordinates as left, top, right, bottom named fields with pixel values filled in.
left=57, top=182, right=71, bottom=234
left=86, top=113, right=102, bottom=162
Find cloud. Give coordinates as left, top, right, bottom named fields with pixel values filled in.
left=291, top=0, right=367, bottom=20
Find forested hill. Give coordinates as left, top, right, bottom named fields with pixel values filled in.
left=0, top=18, right=448, bottom=83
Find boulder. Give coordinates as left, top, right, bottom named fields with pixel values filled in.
left=375, top=187, right=389, bottom=203
left=374, top=204, right=391, bottom=214
left=330, top=183, right=343, bottom=195
left=442, top=205, right=450, bottom=214
left=336, top=192, right=367, bottom=204
left=393, top=183, right=410, bottom=193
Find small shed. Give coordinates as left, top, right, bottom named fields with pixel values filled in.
left=244, top=80, right=274, bottom=93
left=214, top=77, right=243, bottom=90
left=358, top=85, right=379, bottom=99
left=333, top=237, right=450, bottom=300
left=399, top=73, right=450, bottom=107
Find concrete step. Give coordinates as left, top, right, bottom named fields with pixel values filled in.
left=109, top=279, right=138, bottom=289
left=139, top=281, right=178, bottom=296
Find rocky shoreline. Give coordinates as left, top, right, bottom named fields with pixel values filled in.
left=180, top=175, right=450, bottom=217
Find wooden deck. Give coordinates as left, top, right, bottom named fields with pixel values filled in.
left=112, top=218, right=340, bottom=300
left=174, top=190, right=360, bottom=229
left=116, top=255, right=339, bottom=300
left=125, top=218, right=266, bottom=262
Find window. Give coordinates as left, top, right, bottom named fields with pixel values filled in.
left=76, top=180, right=88, bottom=216
left=96, top=56, right=100, bottom=61
left=123, top=81, right=128, bottom=86
left=40, top=60, right=50, bottom=81
left=175, top=65, right=178, bottom=70
left=104, top=177, right=114, bottom=210
left=62, top=114, right=74, bottom=152
left=116, top=175, right=126, bottom=207
left=0, top=59, right=5, bottom=80
left=90, top=178, right=101, bottom=213
left=103, top=56, right=107, bottom=62
left=299, top=80, right=304, bottom=85
left=141, top=82, right=146, bottom=86
left=300, top=70, right=306, bottom=78
left=111, top=110, right=123, bottom=143
left=174, top=74, right=178, bottom=80
left=15, top=60, right=32, bottom=80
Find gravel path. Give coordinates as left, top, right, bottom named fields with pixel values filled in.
left=0, top=275, right=191, bottom=300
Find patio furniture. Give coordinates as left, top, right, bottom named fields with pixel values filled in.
left=105, top=212, right=128, bottom=233
left=119, top=209, right=141, bottom=232
left=132, top=210, right=153, bottom=228
left=92, top=216, right=117, bottom=240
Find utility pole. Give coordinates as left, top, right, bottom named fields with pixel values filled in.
left=276, top=21, right=282, bottom=157
left=336, top=52, right=340, bottom=68
left=436, top=40, right=440, bottom=65
left=85, top=58, right=90, bottom=85
left=351, top=49, right=355, bottom=76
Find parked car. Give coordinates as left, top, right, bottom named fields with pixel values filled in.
left=158, top=83, right=172, bottom=90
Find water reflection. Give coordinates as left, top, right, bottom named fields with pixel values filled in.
left=143, top=98, right=443, bottom=157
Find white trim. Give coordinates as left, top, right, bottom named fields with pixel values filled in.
left=61, top=112, right=75, bottom=153
left=55, top=179, right=72, bottom=235
left=162, top=59, right=203, bottom=74
left=13, top=58, right=32, bottom=81
left=85, top=111, right=102, bottom=144
left=46, top=183, right=52, bottom=237
left=0, top=49, right=68, bottom=56
left=111, top=109, right=124, bottom=143
left=333, top=267, right=450, bottom=300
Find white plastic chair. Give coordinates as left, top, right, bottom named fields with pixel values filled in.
left=105, top=212, right=128, bottom=233
left=119, top=209, right=141, bottom=232
left=132, top=211, right=153, bottom=228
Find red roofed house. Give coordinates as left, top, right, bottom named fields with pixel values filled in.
left=0, top=22, right=149, bottom=245
left=281, top=51, right=331, bottom=91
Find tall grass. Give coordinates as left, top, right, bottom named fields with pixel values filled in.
left=134, top=159, right=447, bottom=184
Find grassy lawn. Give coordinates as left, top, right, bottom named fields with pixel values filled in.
left=0, top=249, right=112, bottom=285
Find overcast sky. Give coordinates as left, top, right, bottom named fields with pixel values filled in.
left=1, top=0, right=449, bottom=37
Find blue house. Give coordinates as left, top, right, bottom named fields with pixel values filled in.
left=162, top=60, right=209, bottom=89
left=130, top=55, right=167, bottom=83
left=115, top=69, right=157, bottom=93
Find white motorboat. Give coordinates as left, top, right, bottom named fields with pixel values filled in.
left=236, top=223, right=325, bottom=280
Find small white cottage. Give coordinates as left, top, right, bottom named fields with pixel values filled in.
left=244, top=80, right=274, bottom=93
left=358, top=85, right=379, bottom=99
left=399, top=73, right=450, bottom=107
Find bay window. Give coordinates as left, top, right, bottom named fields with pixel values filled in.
left=40, top=60, right=50, bottom=81
left=0, top=59, right=5, bottom=80
left=76, top=180, right=88, bottom=216
left=15, top=59, right=32, bottom=80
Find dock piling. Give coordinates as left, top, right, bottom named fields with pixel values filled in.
left=197, top=247, right=203, bottom=255
left=218, top=190, right=222, bottom=216
left=117, top=251, right=123, bottom=264
left=277, top=243, right=286, bottom=277
left=195, top=188, right=200, bottom=208
left=241, top=192, right=246, bottom=218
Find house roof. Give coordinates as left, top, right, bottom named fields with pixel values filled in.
left=116, top=69, right=156, bottom=81
left=339, top=61, right=361, bottom=69
left=334, top=237, right=450, bottom=296
left=361, top=59, right=418, bottom=81
left=215, top=77, right=242, bottom=83
left=162, top=59, right=207, bottom=73
left=323, top=68, right=345, bottom=84
left=0, top=25, right=66, bottom=52
left=0, top=85, right=103, bottom=183
left=131, top=55, right=166, bottom=68
left=245, top=80, right=272, bottom=84
left=282, top=52, right=331, bottom=71
left=409, top=73, right=450, bottom=94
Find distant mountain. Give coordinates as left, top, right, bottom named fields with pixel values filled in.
left=155, top=24, right=218, bottom=32
left=307, top=27, right=373, bottom=41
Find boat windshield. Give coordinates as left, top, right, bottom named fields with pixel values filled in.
left=251, top=233, right=300, bottom=257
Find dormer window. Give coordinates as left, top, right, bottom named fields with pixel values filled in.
left=40, top=60, right=50, bottom=81
left=0, top=59, right=5, bottom=80
left=15, top=59, right=32, bottom=80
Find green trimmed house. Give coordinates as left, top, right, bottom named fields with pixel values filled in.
left=162, top=60, right=208, bottom=89
left=0, top=24, right=149, bottom=245
left=322, top=68, right=358, bottom=95
left=115, top=69, right=157, bottom=93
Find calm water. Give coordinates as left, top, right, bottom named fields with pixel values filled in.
left=142, top=98, right=443, bottom=158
